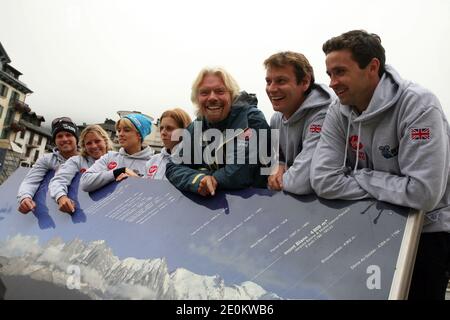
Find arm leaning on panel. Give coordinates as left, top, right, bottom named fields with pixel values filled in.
left=80, top=152, right=115, bottom=192
left=310, top=104, right=371, bottom=200
left=17, top=155, right=52, bottom=203
left=354, top=105, right=449, bottom=212
left=283, top=111, right=326, bottom=195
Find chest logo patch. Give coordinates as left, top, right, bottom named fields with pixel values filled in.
left=349, top=135, right=363, bottom=150
left=148, top=165, right=158, bottom=177
left=107, top=161, right=118, bottom=170
left=309, top=124, right=322, bottom=133
left=379, top=145, right=399, bottom=159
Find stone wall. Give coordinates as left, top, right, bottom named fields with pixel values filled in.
left=0, top=148, right=20, bottom=185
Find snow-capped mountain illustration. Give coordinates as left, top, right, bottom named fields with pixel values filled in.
left=0, top=234, right=281, bottom=300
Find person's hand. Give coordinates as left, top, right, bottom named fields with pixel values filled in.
left=18, top=197, right=36, bottom=214
left=198, top=175, right=218, bottom=197
left=116, top=168, right=139, bottom=181
left=268, top=165, right=286, bottom=191
left=57, top=195, right=76, bottom=214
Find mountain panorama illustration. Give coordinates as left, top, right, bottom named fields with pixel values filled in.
left=0, top=168, right=419, bottom=299
left=0, top=235, right=279, bottom=300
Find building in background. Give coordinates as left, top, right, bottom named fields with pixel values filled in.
left=0, top=41, right=51, bottom=183
left=0, top=42, right=33, bottom=142
left=79, top=118, right=118, bottom=147
left=15, top=111, right=52, bottom=167
left=0, top=40, right=166, bottom=183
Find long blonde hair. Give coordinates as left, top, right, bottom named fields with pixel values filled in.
left=79, top=125, right=113, bottom=157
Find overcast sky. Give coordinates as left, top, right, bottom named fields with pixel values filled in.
left=1, top=0, right=449, bottom=126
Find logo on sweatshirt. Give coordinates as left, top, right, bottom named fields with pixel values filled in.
left=378, top=145, right=399, bottom=159
left=309, top=124, right=322, bottom=133
left=79, top=168, right=87, bottom=173
left=349, top=136, right=363, bottom=150
left=410, top=128, right=430, bottom=140
left=107, top=161, right=118, bottom=170
left=148, top=165, right=158, bottom=177
left=349, top=136, right=365, bottom=160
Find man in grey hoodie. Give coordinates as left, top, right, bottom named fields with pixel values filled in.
left=17, top=117, right=79, bottom=214
left=310, top=30, right=450, bottom=299
left=265, top=51, right=336, bottom=194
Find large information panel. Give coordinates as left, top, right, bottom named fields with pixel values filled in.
left=0, top=168, right=421, bottom=300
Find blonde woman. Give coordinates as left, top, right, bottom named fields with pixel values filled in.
left=49, top=124, right=112, bottom=214
left=145, top=108, right=192, bottom=179
left=81, top=113, right=154, bottom=192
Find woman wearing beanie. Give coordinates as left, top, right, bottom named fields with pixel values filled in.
left=145, top=108, right=191, bottom=180
left=17, top=117, right=80, bottom=214
left=49, top=125, right=113, bottom=214
left=80, top=113, right=154, bottom=192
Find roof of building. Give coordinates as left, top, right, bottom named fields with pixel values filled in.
left=5, top=64, right=23, bottom=77
left=0, top=42, right=11, bottom=64
left=0, top=70, right=33, bottom=94
left=0, top=41, right=32, bottom=94
left=19, top=119, right=52, bottom=138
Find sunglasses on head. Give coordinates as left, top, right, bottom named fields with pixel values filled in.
left=52, top=117, right=73, bottom=127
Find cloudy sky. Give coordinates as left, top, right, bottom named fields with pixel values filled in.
left=1, top=0, right=449, bottom=125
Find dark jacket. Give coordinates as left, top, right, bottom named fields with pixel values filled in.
left=166, top=92, right=270, bottom=194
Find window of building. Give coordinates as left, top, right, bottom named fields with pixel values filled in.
left=1, top=128, right=9, bottom=139
left=9, top=91, right=19, bottom=106
left=20, top=128, right=25, bottom=139
left=4, top=108, right=14, bottom=126
left=0, top=104, right=3, bottom=119
left=38, top=135, right=43, bottom=145
left=29, top=132, right=35, bottom=145
left=0, top=83, right=8, bottom=97
left=25, top=146, right=31, bottom=157
left=34, top=151, right=40, bottom=163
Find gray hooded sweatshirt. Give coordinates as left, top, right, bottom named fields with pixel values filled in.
left=17, top=148, right=67, bottom=203
left=270, top=83, right=336, bottom=195
left=311, top=65, right=450, bottom=233
left=49, top=155, right=95, bottom=201
left=144, top=145, right=183, bottom=180
left=80, top=146, right=154, bottom=192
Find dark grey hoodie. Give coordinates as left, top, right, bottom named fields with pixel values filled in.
left=270, top=83, right=336, bottom=195
left=311, top=65, right=450, bottom=233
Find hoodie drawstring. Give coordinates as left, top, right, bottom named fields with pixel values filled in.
left=343, top=114, right=362, bottom=172
left=285, top=118, right=289, bottom=171
left=343, top=118, right=351, bottom=169
left=354, top=122, right=362, bottom=173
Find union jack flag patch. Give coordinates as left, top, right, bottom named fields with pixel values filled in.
left=410, top=128, right=430, bottom=140
left=309, top=124, right=322, bottom=133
